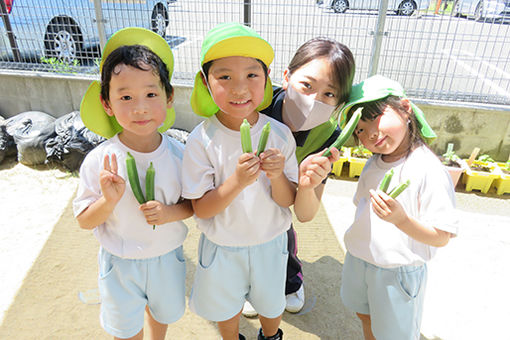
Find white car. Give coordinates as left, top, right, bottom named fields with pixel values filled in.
left=0, top=0, right=170, bottom=63
left=327, top=0, right=431, bottom=16
left=451, top=0, right=510, bottom=21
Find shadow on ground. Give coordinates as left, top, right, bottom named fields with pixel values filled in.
left=0, top=199, right=361, bottom=339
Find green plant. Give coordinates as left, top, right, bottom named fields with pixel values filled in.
left=478, top=154, right=495, bottom=163
left=351, top=145, right=372, bottom=159
left=40, top=56, right=79, bottom=74
left=442, top=143, right=460, bottom=166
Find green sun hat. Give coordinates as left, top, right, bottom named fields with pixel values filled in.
left=80, top=27, right=175, bottom=139
left=338, top=75, right=437, bottom=144
left=190, top=22, right=274, bottom=117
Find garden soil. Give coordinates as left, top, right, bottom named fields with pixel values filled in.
left=0, top=156, right=362, bottom=340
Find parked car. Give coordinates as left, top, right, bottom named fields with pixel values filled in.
left=0, top=0, right=169, bottom=63
left=327, top=0, right=431, bottom=16
left=451, top=0, right=510, bottom=21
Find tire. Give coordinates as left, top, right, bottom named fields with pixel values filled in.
left=397, top=0, right=417, bottom=16
left=474, top=1, right=484, bottom=21
left=332, top=0, right=348, bottom=13
left=44, top=18, right=83, bottom=63
left=451, top=0, right=461, bottom=17
left=151, top=4, right=168, bottom=38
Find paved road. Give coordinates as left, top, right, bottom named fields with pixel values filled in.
left=166, top=0, right=510, bottom=104
left=322, top=177, right=510, bottom=340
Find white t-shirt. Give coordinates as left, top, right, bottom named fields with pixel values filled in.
left=73, top=134, right=188, bottom=259
left=182, top=114, right=298, bottom=247
left=344, top=145, right=459, bottom=268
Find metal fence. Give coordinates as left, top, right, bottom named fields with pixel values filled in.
left=1, top=0, right=509, bottom=106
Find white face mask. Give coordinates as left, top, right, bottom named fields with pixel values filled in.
left=282, top=84, right=336, bottom=131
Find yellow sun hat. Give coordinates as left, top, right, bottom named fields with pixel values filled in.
left=80, top=27, right=175, bottom=139
left=190, top=22, right=274, bottom=117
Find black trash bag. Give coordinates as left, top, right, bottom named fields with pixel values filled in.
left=0, top=116, right=16, bottom=164
left=45, top=111, right=105, bottom=171
left=165, top=128, right=189, bottom=145
left=5, top=111, right=56, bottom=165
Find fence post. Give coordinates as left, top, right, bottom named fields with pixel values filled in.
left=93, top=0, right=107, bottom=54
left=0, top=1, right=21, bottom=62
left=244, top=0, right=251, bottom=27
left=368, top=0, right=389, bottom=76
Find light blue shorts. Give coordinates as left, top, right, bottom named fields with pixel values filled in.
left=190, top=232, right=288, bottom=322
left=98, top=246, right=186, bottom=339
left=340, top=252, right=427, bottom=340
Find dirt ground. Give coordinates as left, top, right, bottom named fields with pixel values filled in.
left=0, top=156, right=362, bottom=340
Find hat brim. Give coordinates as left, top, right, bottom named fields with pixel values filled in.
left=338, top=96, right=436, bottom=144
left=337, top=75, right=436, bottom=143
left=190, top=71, right=273, bottom=118
left=100, top=27, right=173, bottom=75
left=203, top=35, right=273, bottom=68
left=81, top=27, right=175, bottom=139
left=81, top=81, right=175, bottom=139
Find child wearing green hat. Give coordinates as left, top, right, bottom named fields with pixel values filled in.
left=338, top=75, right=459, bottom=340
left=74, top=27, right=192, bottom=339
left=181, top=23, right=298, bottom=340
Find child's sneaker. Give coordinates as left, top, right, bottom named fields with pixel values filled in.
left=258, top=328, right=283, bottom=340
left=241, top=300, right=258, bottom=317
left=222, top=335, right=246, bottom=340
left=285, top=284, right=305, bottom=313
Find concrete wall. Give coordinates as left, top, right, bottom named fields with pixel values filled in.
left=1, top=70, right=509, bottom=161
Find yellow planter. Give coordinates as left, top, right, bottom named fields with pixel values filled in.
left=348, top=157, right=369, bottom=178
left=493, top=163, right=510, bottom=195
left=331, top=147, right=349, bottom=177
left=348, top=147, right=372, bottom=178
left=462, top=161, right=499, bottom=194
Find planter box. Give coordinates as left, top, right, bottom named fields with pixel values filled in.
left=331, top=147, right=349, bottom=177
left=446, top=165, right=464, bottom=188
left=462, top=160, right=499, bottom=194
left=348, top=148, right=372, bottom=178
left=493, top=163, right=510, bottom=195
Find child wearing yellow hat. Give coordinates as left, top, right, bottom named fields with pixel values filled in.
left=74, top=27, right=192, bottom=339
left=182, top=23, right=298, bottom=340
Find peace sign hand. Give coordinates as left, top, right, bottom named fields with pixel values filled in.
left=99, top=154, right=126, bottom=205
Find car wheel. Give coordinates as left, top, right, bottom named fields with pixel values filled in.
left=474, top=1, right=484, bottom=21
left=451, top=0, right=461, bottom=17
left=44, top=18, right=83, bottom=63
left=397, top=0, right=417, bottom=16
left=151, top=4, right=168, bottom=37
left=332, top=0, right=348, bottom=13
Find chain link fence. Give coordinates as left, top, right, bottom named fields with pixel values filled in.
left=1, top=0, right=509, bottom=105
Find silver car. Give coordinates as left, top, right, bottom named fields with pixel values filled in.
left=0, top=0, right=169, bottom=63
left=451, top=0, right=510, bottom=21
left=326, top=0, right=431, bottom=16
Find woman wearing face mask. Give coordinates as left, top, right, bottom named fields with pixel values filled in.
left=242, top=37, right=355, bottom=316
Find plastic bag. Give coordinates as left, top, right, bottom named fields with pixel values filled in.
left=45, top=111, right=105, bottom=171
left=5, top=111, right=56, bottom=165
left=0, top=117, right=16, bottom=164
left=165, top=128, right=189, bottom=145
